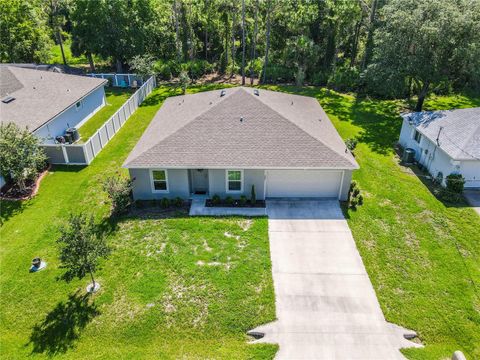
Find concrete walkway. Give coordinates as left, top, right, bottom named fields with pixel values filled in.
left=189, top=198, right=266, bottom=216
left=464, top=190, right=480, bottom=216
left=249, top=200, right=420, bottom=359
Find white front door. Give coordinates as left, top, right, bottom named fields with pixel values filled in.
left=266, top=170, right=342, bottom=198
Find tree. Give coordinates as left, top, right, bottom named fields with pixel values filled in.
left=103, top=173, right=133, bottom=216
left=0, top=123, right=47, bottom=193
left=261, top=0, right=273, bottom=83
left=179, top=69, right=190, bottom=94
left=366, top=0, right=480, bottom=111
left=43, top=0, right=70, bottom=66
left=249, top=0, right=259, bottom=84
left=0, top=0, right=53, bottom=63
left=241, top=0, right=246, bottom=85
left=129, top=54, right=156, bottom=80
left=57, top=213, right=110, bottom=292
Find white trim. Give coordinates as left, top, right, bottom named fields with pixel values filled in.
left=225, top=169, right=244, bottom=193
left=149, top=169, right=169, bottom=193
left=338, top=170, right=345, bottom=199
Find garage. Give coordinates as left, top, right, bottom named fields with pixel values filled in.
left=266, top=170, right=343, bottom=198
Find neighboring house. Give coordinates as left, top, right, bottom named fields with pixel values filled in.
left=0, top=65, right=107, bottom=144
left=123, top=87, right=359, bottom=201
left=399, top=108, right=480, bottom=188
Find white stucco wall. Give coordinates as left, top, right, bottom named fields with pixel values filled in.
left=399, top=118, right=480, bottom=188
left=34, top=86, right=106, bottom=143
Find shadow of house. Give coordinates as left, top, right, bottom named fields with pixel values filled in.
left=28, top=291, right=99, bottom=356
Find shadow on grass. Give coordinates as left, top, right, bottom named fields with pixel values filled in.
left=28, top=291, right=99, bottom=356
left=0, top=200, right=30, bottom=225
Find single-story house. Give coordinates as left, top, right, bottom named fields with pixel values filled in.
left=123, top=87, right=359, bottom=201
left=399, top=107, right=480, bottom=188
left=0, top=65, right=107, bottom=144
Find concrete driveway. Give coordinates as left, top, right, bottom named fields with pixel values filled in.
left=249, top=200, right=420, bottom=359
left=464, top=190, right=480, bottom=216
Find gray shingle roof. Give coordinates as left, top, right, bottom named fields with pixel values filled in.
left=123, top=87, right=358, bottom=169
left=0, top=65, right=106, bottom=131
left=403, top=107, right=480, bottom=160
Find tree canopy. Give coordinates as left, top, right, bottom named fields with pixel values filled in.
left=1, top=0, right=479, bottom=106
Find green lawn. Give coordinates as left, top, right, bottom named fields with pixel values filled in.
left=77, top=88, right=134, bottom=142
left=265, top=85, right=480, bottom=359
left=0, top=85, right=276, bottom=359
left=49, top=39, right=104, bottom=68
left=1, top=83, right=479, bottom=359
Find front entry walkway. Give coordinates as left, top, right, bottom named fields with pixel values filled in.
left=249, top=200, right=420, bottom=359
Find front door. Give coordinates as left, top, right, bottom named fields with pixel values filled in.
left=191, top=169, right=209, bottom=194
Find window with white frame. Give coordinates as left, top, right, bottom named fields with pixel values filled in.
left=151, top=169, right=168, bottom=192
left=226, top=170, right=243, bottom=192
left=413, top=129, right=422, bottom=143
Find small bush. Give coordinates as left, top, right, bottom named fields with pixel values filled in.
left=435, top=171, right=444, bottom=185
left=357, top=194, right=364, bottom=206
left=212, top=194, right=221, bottom=205
left=345, top=138, right=358, bottom=152
left=251, top=185, right=256, bottom=205
left=436, top=188, right=464, bottom=203
left=350, top=197, right=358, bottom=209
left=225, top=196, right=234, bottom=206
left=445, top=173, right=465, bottom=194
left=174, top=197, right=183, bottom=207
left=160, top=197, right=170, bottom=208
left=327, top=66, right=360, bottom=92
left=349, top=181, right=357, bottom=192
left=239, top=195, right=247, bottom=206
left=353, top=188, right=360, bottom=197
left=103, top=174, right=133, bottom=216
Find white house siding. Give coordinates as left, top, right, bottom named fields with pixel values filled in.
left=34, top=86, right=106, bottom=143
left=460, top=161, right=480, bottom=188
left=399, top=119, right=480, bottom=188
left=129, top=168, right=190, bottom=200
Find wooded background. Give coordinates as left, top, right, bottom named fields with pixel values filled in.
left=1, top=0, right=479, bottom=110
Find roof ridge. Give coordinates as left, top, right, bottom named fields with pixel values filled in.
left=244, top=88, right=357, bottom=167
left=124, top=87, right=240, bottom=166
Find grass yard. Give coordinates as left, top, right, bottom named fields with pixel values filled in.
left=1, top=82, right=479, bottom=359
left=0, top=85, right=276, bottom=359
left=265, top=85, right=480, bottom=359
left=49, top=40, right=105, bottom=68
left=77, top=87, right=135, bottom=142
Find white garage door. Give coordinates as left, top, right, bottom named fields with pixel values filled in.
left=266, top=170, right=343, bottom=198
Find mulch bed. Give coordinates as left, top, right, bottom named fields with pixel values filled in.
left=0, top=165, right=50, bottom=201
left=205, top=199, right=266, bottom=208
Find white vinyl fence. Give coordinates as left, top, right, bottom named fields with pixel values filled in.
left=41, top=76, right=156, bottom=165
left=88, top=73, right=144, bottom=87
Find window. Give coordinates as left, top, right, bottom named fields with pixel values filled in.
left=75, top=100, right=83, bottom=111
left=413, top=129, right=422, bottom=143
left=226, top=170, right=243, bottom=192
left=151, top=170, right=168, bottom=192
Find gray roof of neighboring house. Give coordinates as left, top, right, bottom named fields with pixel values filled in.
left=0, top=65, right=106, bottom=132
left=402, top=107, right=480, bottom=160
left=123, top=87, right=358, bottom=169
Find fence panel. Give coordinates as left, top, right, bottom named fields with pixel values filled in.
left=65, top=146, right=87, bottom=164
left=42, top=76, right=155, bottom=165
left=42, top=146, right=65, bottom=164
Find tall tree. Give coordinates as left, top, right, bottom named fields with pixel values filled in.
left=250, top=0, right=259, bottom=84
left=43, top=0, right=69, bottom=66
left=0, top=0, right=52, bottom=63
left=361, top=0, right=378, bottom=70
left=241, top=0, right=246, bottom=85
left=367, top=0, right=480, bottom=111
left=262, top=0, right=273, bottom=84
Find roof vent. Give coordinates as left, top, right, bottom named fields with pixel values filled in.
left=220, top=90, right=226, bottom=97
left=254, top=89, right=259, bottom=96
left=240, top=116, right=244, bottom=122
left=1, top=96, right=15, bottom=104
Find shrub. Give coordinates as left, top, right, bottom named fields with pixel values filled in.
left=445, top=173, right=465, bottom=194
left=0, top=122, right=47, bottom=192
left=212, top=194, right=221, bottom=205
left=357, top=194, right=364, bottom=206
left=437, top=188, right=463, bottom=203
left=327, top=66, right=360, bottom=92
left=179, top=70, right=190, bottom=94
left=103, top=174, right=133, bottom=216
left=174, top=197, right=183, bottom=207
left=239, top=195, right=247, bottom=206
left=349, top=181, right=357, bottom=192
left=353, top=188, right=360, bottom=197
left=251, top=185, right=256, bottom=205
left=435, top=171, right=444, bottom=185
left=225, top=196, right=234, bottom=206
left=350, top=197, right=358, bottom=209
left=345, top=138, right=358, bottom=152
left=160, top=197, right=170, bottom=208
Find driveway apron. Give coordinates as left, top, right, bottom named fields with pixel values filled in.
left=249, top=200, right=420, bottom=359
